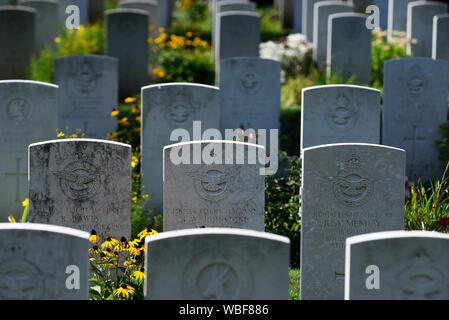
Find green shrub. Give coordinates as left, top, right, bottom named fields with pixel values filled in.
left=265, top=152, right=301, bottom=267
left=280, top=106, right=301, bottom=156
left=371, top=29, right=409, bottom=89
left=405, top=162, right=449, bottom=232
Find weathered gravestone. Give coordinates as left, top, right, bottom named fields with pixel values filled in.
left=0, top=6, right=35, bottom=79
left=388, top=0, right=415, bottom=39
left=28, top=139, right=131, bottom=240
left=301, top=85, right=380, bottom=151
left=213, top=0, right=257, bottom=56
left=106, top=8, right=149, bottom=99
left=300, top=143, right=405, bottom=300
left=119, top=0, right=159, bottom=30
left=19, top=0, right=58, bottom=52
left=313, top=1, right=353, bottom=71
left=406, top=1, right=448, bottom=57
left=215, top=11, right=260, bottom=83
left=54, top=55, right=118, bottom=139
left=302, top=0, right=325, bottom=41
left=279, top=0, right=294, bottom=28
left=145, top=228, right=290, bottom=299
left=327, top=12, right=372, bottom=84
left=57, top=0, right=88, bottom=26
left=345, top=231, right=449, bottom=300
left=0, top=80, right=58, bottom=222
left=163, top=141, right=265, bottom=231
left=212, top=0, right=257, bottom=52
left=219, top=57, right=280, bottom=157
left=294, top=0, right=302, bottom=32
left=141, top=83, right=219, bottom=214
left=432, top=14, right=449, bottom=66
left=382, top=57, right=448, bottom=183
left=0, top=223, right=89, bottom=300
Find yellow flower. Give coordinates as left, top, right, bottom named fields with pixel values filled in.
left=138, top=225, right=158, bottom=240
left=101, top=237, right=119, bottom=250
left=110, top=109, right=119, bottom=117
left=186, top=31, right=193, bottom=37
left=132, top=196, right=137, bottom=203
left=152, top=67, right=159, bottom=74
left=124, top=259, right=137, bottom=268
left=22, top=198, right=29, bottom=207
left=89, top=230, right=100, bottom=244
left=128, top=246, right=143, bottom=256
left=89, top=257, right=96, bottom=261
left=124, top=97, right=136, bottom=104
left=89, top=245, right=99, bottom=254
left=147, top=37, right=154, bottom=44
left=54, top=37, right=61, bottom=44
left=149, top=25, right=155, bottom=31
left=57, top=132, right=65, bottom=138
left=158, top=27, right=165, bottom=33
left=135, top=116, right=141, bottom=122
left=114, top=284, right=135, bottom=299
left=118, top=117, right=129, bottom=125
left=157, top=71, right=166, bottom=78
left=133, top=268, right=145, bottom=281
left=131, top=155, right=139, bottom=168
left=142, top=194, right=150, bottom=200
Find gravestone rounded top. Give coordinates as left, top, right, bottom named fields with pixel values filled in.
left=29, top=138, right=131, bottom=149
left=303, top=142, right=405, bottom=153
left=0, top=5, right=36, bottom=13
left=217, top=10, right=261, bottom=18
left=408, top=0, right=448, bottom=8
left=0, top=222, right=90, bottom=239
left=0, top=79, right=58, bottom=88
left=119, top=0, right=158, bottom=4
left=145, top=227, right=290, bottom=245
left=346, top=230, right=449, bottom=247
left=303, top=84, right=380, bottom=94
left=141, top=82, right=219, bottom=93
left=19, top=0, right=58, bottom=4
left=163, top=139, right=264, bottom=152
left=105, top=7, right=150, bottom=16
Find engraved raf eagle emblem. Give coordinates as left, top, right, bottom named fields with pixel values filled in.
left=52, top=161, right=100, bottom=201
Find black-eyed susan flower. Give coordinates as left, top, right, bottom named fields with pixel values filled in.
left=89, top=230, right=100, bottom=244
left=89, top=245, right=99, bottom=254
left=124, top=259, right=137, bottom=268
left=133, top=268, right=145, bottom=281
left=101, top=237, right=119, bottom=250
left=138, top=224, right=158, bottom=240
left=128, top=245, right=143, bottom=256
left=114, top=284, right=135, bottom=299
left=110, top=109, right=119, bottom=117
left=128, top=237, right=141, bottom=248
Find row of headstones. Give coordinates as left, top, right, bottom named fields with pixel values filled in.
left=0, top=3, right=174, bottom=98
left=5, top=137, right=449, bottom=299
left=301, top=56, right=449, bottom=184
left=276, top=0, right=449, bottom=84
left=0, top=55, right=281, bottom=221
left=0, top=223, right=290, bottom=299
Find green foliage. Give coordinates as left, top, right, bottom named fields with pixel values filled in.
left=281, top=76, right=315, bottom=108
left=371, top=29, right=409, bottom=89
left=155, top=46, right=215, bottom=85
left=437, top=120, right=449, bottom=165
left=265, top=152, right=301, bottom=267
left=30, top=23, right=105, bottom=83
left=259, top=7, right=290, bottom=42
left=289, top=268, right=300, bottom=300
left=405, top=163, right=449, bottom=232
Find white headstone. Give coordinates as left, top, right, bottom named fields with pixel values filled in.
left=145, top=228, right=290, bottom=299
left=300, top=143, right=405, bottom=300
left=327, top=12, right=372, bottom=84
left=141, top=83, right=220, bottom=214
left=0, top=6, right=35, bottom=79
left=0, top=223, right=89, bottom=300
left=28, top=139, right=132, bottom=240
left=163, top=141, right=265, bottom=231
left=0, top=80, right=58, bottom=222
left=345, top=231, right=449, bottom=300
left=406, top=1, right=448, bottom=57
left=382, top=57, right=449, bottom=183
left=301, top=85, right=380, bottom=151
left=54, top=54, right=118, bottom=139
left=19, top=0, right=58, bottom=52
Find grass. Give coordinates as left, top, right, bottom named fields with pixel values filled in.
left=289, top=268, right=300, bottom=300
